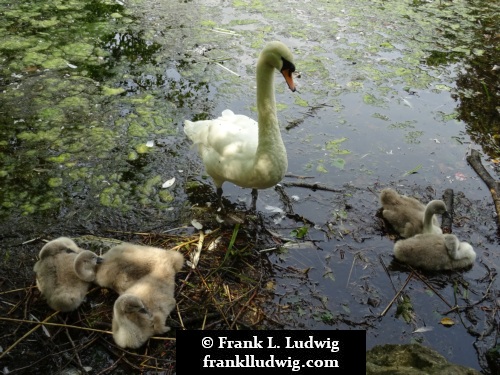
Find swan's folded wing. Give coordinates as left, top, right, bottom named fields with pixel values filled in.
left=205, top=113, right=259, bottom=157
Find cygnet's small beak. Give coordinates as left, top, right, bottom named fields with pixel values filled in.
left=96, top=257, right=104, bottom=264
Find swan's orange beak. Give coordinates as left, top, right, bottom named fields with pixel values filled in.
left=281, top=68, right=296, bottom=92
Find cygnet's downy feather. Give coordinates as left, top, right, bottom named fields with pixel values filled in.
left=91, top=243, right=184, bottom=348
left=380, top=188, right=448, bottom=238
left=394, top=233, right=476, bottom=271
left=94, top=243, right=184, bottom=294
left=34, top=237, right=101, bottom=312
left=112, top=294, right=156, bottom=349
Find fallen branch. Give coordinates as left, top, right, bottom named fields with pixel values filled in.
left=466, top=149, right=500, bottom=229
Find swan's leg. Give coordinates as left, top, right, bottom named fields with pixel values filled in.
left=216, top=187, right=224, bottom=209
left=251, top=189, right=258, bottom=211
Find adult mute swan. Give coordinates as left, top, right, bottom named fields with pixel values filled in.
left=393, top=233, right=476, bottom=271
left=380, top=188, right=448, bottom=238
left=33, top=237, right=102, bottom=312
left=184, top=41, right=297, bottom=210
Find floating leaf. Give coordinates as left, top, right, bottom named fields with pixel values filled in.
left=291, top=226, right=309, bottom=239
left=440, top=317, right=455, bottom=327
left=331, top=158, right=346, bottom=169
left=162, top=177, right=176, bottom=188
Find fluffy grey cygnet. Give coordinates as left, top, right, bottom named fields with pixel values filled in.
left=90, top=243, right=184, bottom=348
left=33, top=237, right=102, bottom=312
left=93, top=243, right=184, bottom=294
left=112, top=294, right=155, bottom=349
left=380, top=188, right=448, bottom=238
left=393, top=233, right=476, bottom=271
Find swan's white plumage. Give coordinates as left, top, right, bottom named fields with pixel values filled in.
left=394, top=233, right=476, bottom=271
left=184, top=41, right=296, bottom=209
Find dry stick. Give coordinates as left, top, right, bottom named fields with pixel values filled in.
left=0, top=316, right=112, bottom=335
left=442, top=188, right=454, bottom=234
left=0, top=311, right=59, bottom=360
left=466, top=148, right=500, bottom=229
left=195, top=268, right=232, bottom=327
left=65, top=328, right=84, bottom=370
left=229, top=288, right=259, bottom=330
left=95, top=354, right=124, bottom=375
left=380, top=271, right=414, bottom=317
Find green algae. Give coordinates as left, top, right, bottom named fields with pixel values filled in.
left=0, top=0, right=498, bottom=222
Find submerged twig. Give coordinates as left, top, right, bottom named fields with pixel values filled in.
left=286, top=103, right=334, bottom=130
left=412, top=271, right=453, bottom=309
left=380, top=272, right=414, bottom=317
left=282, top=181, right=343, bottom=193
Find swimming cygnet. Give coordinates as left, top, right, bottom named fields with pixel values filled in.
left=93, top=243, right=184, bottom=294
left=393, top=233, right=476, bottom=271
left=380, top=188, right=448, bottom=238
left=112, top=294, right=155, bottom=349
left=33, top=237, right=102, bottom=312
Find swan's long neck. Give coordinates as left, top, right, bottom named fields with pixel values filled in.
left=256, top=58, right=285, bottom=154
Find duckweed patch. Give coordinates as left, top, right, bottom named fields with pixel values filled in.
left=0, top=0, right=220, bottom=218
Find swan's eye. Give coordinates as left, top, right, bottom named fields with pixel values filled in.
left=281, top=58, right=295, bottom=73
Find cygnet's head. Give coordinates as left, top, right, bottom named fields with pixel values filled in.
left=74, top=250, right=103, bottom=282
left=426, top=200, right=449, bottom=217
left=116, top=294, right=152, bottom=317
left=39, top=237, right=81, bottom=259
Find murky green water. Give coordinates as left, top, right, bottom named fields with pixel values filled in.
left=0, top=0, right=499, bottom=372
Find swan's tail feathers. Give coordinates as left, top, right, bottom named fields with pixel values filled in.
left=183, top=119, right=206, bottom=146
left=379, top=188, right=400, bottom=206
